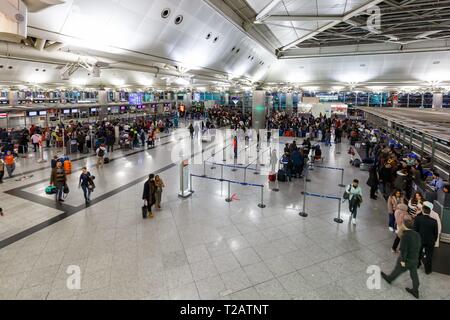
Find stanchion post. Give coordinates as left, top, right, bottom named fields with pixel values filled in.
left=258, top=186, right=266, bottom=208
left=339, top=169, right=345, bottom=187
left=202, top=161, right=206, bottom=177
left=220, top=164, right=224, bottom=181
left=244, top=168, right=247, bottom=183
left=334, top=198, right=343, bottom=224
left=225, top=181, right=232, bottom=203
left=299, top=175, right=308, bottom=217
left=189, top=174, right=194, bottom=194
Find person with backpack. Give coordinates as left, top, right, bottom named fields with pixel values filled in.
left=142, top=174, right=157, bottom=218
left=50, top=161, right=67, bottom=203
left=79, top=167, right=95, bottom=205
left=96, top=144, right=107, bottom=169
left=345, top=179, right=363, bottom=225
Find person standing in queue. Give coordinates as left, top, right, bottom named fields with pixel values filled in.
left=414, top=203, right=439, bottom=275
left=382, top=216, right=422, bottom=299
left=154, top=175, right=165, bottom=209
left=142, top=174, right=156, bottom=218
left=50, top=161, right=67, bottom=203
left=79, top=167, right=94, bottom=205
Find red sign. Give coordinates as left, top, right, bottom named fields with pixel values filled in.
left=0, top=113, right=7, bottom=119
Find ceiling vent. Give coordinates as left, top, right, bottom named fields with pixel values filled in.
left=174, top=15, right=183, bottom=25
left=161, top=8, right=170, bottom=18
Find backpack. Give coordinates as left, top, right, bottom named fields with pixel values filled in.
left=98, top=148, right=105, bottom=158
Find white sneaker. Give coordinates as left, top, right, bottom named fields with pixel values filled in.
left=389, top=227, right=394, bottom=232
left=352, top=219, right=357, bottom=225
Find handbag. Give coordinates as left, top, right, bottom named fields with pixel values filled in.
left=142, top=205, right=148, bottom=219
left=45, top=186, right=57, bottom=195
left=63, top=183, right=70, bottom=195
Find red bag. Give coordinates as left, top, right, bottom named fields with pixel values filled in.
left=268, top=173, right=276, bottom=182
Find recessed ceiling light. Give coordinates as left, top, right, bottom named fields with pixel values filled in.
left=360, top=64, right=366, bottom=67
left=433, top=61, right=440, bottom=64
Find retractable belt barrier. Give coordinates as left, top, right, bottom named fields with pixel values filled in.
left=299, top=163, right=343, bottom=223
left=190, top=174, right=266, bottom=208
left=310, top=164, right=346, bottom=188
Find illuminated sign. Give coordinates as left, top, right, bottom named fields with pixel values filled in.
left=63, top=109, right=70, bottom=114
left=0, top=113, right=7, bottom=118
left=39, top=111, right=47, bottom=116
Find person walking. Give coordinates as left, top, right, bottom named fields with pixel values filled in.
left=346, top=179, right=363, bottom=225
left=96, top=144, right=107, bottom=169
left=414, top=203, right=439, bottom=275
left=50, top=161, right=67, bottom=203
left=154, top=175, right=165, bottom=209
left=79, top=167, right=94, bottom=205
left=381, top=217, right=422, bottom=299
left=4, top=151, right=15, bottom=178
left=142, top=174, right=156, bottom=218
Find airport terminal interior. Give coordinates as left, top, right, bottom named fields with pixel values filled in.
left=0, top=0, right=450, bottom=301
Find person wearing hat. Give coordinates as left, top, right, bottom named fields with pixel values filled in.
left=142, top=174, right=156, bottom=218
left=414, top=202, right=439, bottom=275
left=381, top=216, right=422, bottom=299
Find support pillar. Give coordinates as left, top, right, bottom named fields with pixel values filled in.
left=98, top=90, right=108, bottom=120
left=252, top=90, right=267, bottom=131
left=432, top=93, right=443, bottom=109
left=286, top=92, right=293, bottom=115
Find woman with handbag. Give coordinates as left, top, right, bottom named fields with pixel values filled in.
left=79, top=167, right=95, bottom=205
left=345, top=179, right=363, bottom=225
left=154, top=175, right=165, bottom=209
left=142, top=174, right=156, bottom=218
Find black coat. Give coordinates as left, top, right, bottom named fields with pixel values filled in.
left=414, top=215, right=439, bottom=246
left=400, top=229, right=422, bottom=268
left=142, top=179, right=156, bottom=205
left=367, top=167, right=379, bottom=188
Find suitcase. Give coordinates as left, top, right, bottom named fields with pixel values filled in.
left=277, top=169, right=287, bottom=182
left=353, top=159, right=361, bottom=168
left=104, top=157, right=110, bottom=164
left=142, top=206, right=148, bottom=219
left=70, top=142, right=78, bottom=154
left=64, top=160, right=72, bottom=174
left=268, top=173, right=277, bottom=182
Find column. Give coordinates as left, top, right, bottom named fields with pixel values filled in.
left=98, top=90, right=108, bottom=120
left=252, top=90, right=267, bottom=131
left=267, top=94, right=274, bottom=116
left=286, top=92, right=293, bottom=115
left=224, top=93, right=230, bottom=107
left=8, top=90, right=18, bottom=106
left=432, top=93, right=443, bottom=109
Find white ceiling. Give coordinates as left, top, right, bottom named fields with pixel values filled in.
left=24, top=0, right=275, bottom=82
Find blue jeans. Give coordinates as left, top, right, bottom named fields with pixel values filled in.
left=55, top=184, right=64, bottom=201
left=81, top=185, right=91, bottom=201
left=349, top=197, right=359, bottom=219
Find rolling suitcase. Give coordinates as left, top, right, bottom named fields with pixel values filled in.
left=277, top=169, right=287, bottom=182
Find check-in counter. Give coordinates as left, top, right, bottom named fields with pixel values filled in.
left=433, top=196, right=450, bottom=244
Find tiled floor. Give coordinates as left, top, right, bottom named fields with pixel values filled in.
left=0, top=125, right=449, bottom=300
